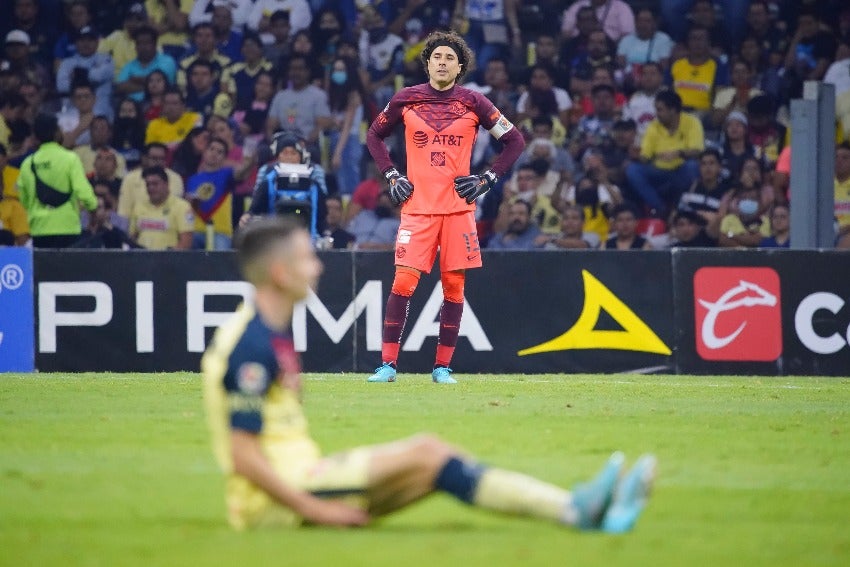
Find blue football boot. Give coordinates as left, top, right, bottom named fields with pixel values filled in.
left=570, top=451, right=626, bottom=530
left=367, top=363, right=396, bottom=383
left=431, top=367, right=457, bottom=384
left=601, top=454, right=657, bottom=533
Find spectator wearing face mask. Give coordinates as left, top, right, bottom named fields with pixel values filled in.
left=718, top=184, right=771, bottom=248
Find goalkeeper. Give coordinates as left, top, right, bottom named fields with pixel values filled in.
left=365, top=30, right=524, bottom=384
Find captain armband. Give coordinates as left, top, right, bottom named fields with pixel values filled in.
left=488, top=113, right=514, bottom=139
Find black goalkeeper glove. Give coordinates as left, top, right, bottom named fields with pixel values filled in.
left=384, top=167, right=414, bottom=205
left=454, top=170, right=498, bottom=204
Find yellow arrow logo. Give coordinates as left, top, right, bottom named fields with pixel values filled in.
left=518, top=270, right=672, bottom=356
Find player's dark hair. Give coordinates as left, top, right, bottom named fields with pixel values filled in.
left=235, top=217, right=303, bottom=280
left=142, top=166, right=168, bottom=182
left=420, top=30, right=474, bottom=81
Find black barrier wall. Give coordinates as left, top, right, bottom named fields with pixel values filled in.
left=672, top=249, right=850, bottom=376
left=32, top=250, right=850, bottom=375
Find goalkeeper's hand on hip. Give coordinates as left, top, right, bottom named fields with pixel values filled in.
left=384, top=168, right=414, bottom=205
left=454, top=170, right=497, bottom=204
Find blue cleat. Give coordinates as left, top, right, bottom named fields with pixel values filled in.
left=570, top=451, right=625, bottom=530
left=601, top=454, right=657, bottom=534
left=367, top=363, right=396, bottom=383
left=431, top=367, right=457, bottom=384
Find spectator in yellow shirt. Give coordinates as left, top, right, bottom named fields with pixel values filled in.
left=625, top=90, right=704, bottom=216
left=670, top=27, right=719, bottom=118
left=144, top=87, right=201, bottom=148
left=98, top=4, right=146, bottom=80
left=835, top=142, right=850, bottom=249
left=118, top=142, right=184, bottom=218
left=0, top=143, right=29, bottom=246
left=129, top=165, right=194, bottom=249
left=0, top=92, right=27, bottom=149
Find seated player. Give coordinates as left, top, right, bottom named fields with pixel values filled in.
left=201, top=217, right=657, bottom=531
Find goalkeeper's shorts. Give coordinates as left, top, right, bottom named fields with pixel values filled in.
left=394, top=211, right=482, bottom=273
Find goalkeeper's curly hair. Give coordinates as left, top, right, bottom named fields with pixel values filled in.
left=419, top=30, right=475, bottom=82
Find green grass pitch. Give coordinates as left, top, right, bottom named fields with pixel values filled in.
left=1, top=373, right=848, bottom=566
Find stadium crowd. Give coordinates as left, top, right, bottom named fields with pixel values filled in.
left=1, top=0, right=849, bottom=251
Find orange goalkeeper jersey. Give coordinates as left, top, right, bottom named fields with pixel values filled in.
left=367, top=83, right=520, bottom=215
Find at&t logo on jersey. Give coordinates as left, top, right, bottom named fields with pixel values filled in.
left=693, top=267, right=782, bottom=361
left=412, top=130, right=465, bottom=149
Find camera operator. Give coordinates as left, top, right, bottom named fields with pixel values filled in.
left=238, top=131, right=327, bottom=228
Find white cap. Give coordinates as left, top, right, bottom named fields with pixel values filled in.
left=5, top=29, right=31, bottom=45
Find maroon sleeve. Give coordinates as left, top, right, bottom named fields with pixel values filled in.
left=366, top=90, right=407, bottom=174
left=469, top=90, right=525, bottom=178
left=489, top=127, right=525, bottom=178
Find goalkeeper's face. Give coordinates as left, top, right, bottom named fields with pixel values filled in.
left=427, top=45, right=462, bottom=89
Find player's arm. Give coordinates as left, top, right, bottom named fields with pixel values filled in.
left=366, top=94, right=405, bottom=174
left=366, top=94, right=414, bottom=205
left=454, top=98, right=526, bottom=203
left=230, top=430, right=369, bottom=527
